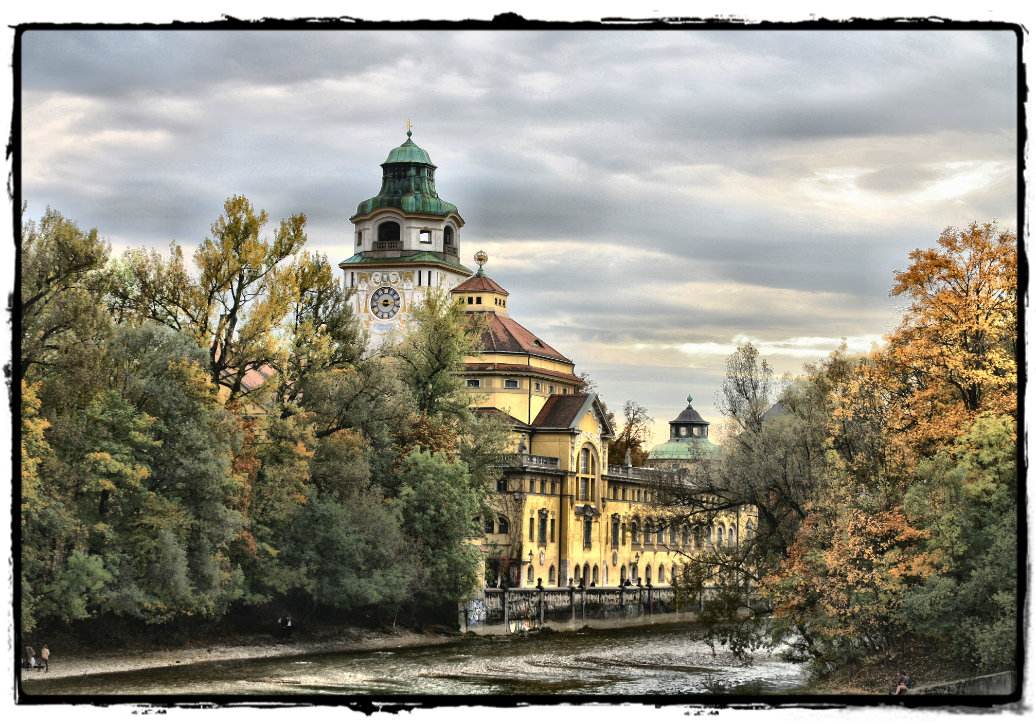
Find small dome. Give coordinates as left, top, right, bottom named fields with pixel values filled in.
left=352, top=131, right=461, bottom=219
left=384, top=134, right=435, bottom=166
left=670, top=394, right=706, bottom=425
left=646, top=439, right=719, bottom=460
left=646, top=393, right=719, bottom=461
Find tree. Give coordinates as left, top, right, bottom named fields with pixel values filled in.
left=900, top=413, right=1017, bottom=672
left=664, top=345, right=857, bottom=661
left=609, top=400, right=653, bottom=467
left=110, top=195, right=307, bottom=401
left=390, top=449, right=484, bottom=608
left=393, top=288, right=481, bottom=423
left=885, top=221, right=1017, bottom=446
left=20, top=206, right=113, bottom=410
left=277, top=250, right=365, bottom=407
left=26, top=324, right=248, bottom=624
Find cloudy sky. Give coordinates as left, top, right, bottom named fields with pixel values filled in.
left=14, top=12, right=1020, bottom=446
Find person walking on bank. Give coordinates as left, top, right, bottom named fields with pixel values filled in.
left=285, top=615, right=293, bottom=639
left=25, top=645, right=36, bottom=670
left=41, top=644, right=50, bottom=673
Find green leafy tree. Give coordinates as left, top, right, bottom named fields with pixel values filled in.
left=900, top=414, right=1017, bottom=672
left=20, top=206, right=113, bottom=410
left=390, top=449, right=484, bottom=607
left=281, top=488, right=417, bottom=615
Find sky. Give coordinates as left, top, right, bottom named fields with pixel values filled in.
left=11, top=6, right=1022, bottom=449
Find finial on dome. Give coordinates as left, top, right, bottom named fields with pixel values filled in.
left=406, top=119, right=412, bottom=138
left=474, top=250, right=488, bottom=270
left=687, top=394, right=693, bottom=405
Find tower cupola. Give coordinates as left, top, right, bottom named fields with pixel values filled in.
left=352, top=129, right=461, bottom=219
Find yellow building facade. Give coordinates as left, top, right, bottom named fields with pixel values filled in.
left=456, top=259, right=754, bottom=591
left=341, top=131, right=753, bottom=593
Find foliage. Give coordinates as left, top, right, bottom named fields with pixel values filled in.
left=885, top=221, right=1017, bottom=447
left=671, top=220, right=1017, bottom=679
left=609, top=400, right=653, bottom=467
left=390, top=449, right=484, bottom=606
left=20, top=206, right=113, bottom=411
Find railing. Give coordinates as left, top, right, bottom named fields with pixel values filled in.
left=499, top=453, right=561, bottom=469
left=373, top=240, right=403, bottom=251
left=472, top=585, right=693, bottom=629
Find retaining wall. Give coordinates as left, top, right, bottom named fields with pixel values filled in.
left=906, top=671, right=1017, bottom=696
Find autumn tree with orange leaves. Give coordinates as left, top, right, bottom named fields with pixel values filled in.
left=681, top=221, right=1018, bottom=681
left=884, top=221, right=1017, bottom=448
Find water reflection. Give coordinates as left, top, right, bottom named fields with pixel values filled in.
left=21, top=622, right=806, bottom=697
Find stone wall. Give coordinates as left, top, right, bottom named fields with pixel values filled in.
left=461, top=585, right=699, bottom=633
left=906, top=671, right=1017, bottom=696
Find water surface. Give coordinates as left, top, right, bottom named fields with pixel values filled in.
left=22, top=622, right=806, bottom=697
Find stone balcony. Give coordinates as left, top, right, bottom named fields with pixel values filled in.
left=498, top=453, right=561, bottom=471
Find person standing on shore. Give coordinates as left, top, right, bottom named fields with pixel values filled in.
left=286, top=615, right=293, bottom=639
left=25, top=645, right=36, bottom=670
left=41, top=644, right=50, bottom=673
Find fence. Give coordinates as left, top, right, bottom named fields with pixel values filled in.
left=465, top=585, right=699, bottom=632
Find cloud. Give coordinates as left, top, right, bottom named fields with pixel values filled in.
left=17, top=26, right=1018, bottom=445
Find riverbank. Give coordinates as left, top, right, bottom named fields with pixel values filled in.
left=19, top=625, right=460, bottom=682
left=788, top=644, right=981, bottom=695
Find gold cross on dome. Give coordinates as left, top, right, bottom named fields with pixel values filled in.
left=407, top=119, right=412, bottom=131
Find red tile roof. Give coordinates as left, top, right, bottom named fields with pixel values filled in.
left=471, top=406, right=528, bottom=427
left=472, top=313, right=571, bottom=363
left=462, top=362, right=583, bottom=384
left=454, top=274, right=509, bottom=294
left=532, top=394, right=592, bottom=429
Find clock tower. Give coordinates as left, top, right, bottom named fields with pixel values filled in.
left=339, top=127, right=472, bottom=350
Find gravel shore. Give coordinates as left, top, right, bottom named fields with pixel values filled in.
left=18, top=627, right=456, bottom=682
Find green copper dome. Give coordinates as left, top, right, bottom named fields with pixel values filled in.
left=352, top=131, right=461, bottom=219
left=646, top=393, right=720, bottom=460
left=383, top=135, right=434, bottom=165
left=646, top=438, right=720, bottom=460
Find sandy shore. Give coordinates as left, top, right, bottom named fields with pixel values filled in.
left=19, top=627, right=459, bottom=682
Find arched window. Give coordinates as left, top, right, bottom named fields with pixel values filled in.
left=592, top=565, right=599, bottom=585
left=527, top=565, right=535, bottom=584
left=377, top=221, right=400, bottom=241
left=746, top=520, right=754, bottom=538
left=658, top=565, right=665, bottom=583
left=498, top=517, right=510, bottom=534
left=577, top=446, right=596, bottom=500
left=483, top=518, right=495, bottom=534
left=620, top=565, right=627, bottom=582
left=645, top=565, right=652, bottom=583
left=631, top=519, right=640, bottom=545
left=729, top=527, right=736, bottom=546
left=717, top=524, right=725, bottom=546
left=548, top=564, right=556, bottom=584
left=681, top=526, right=690, bottom=548
left=644, top=519, right=653, bottom=545
left=444, top=226, right=454, bottom=246
left=611, top=515, right=620, bottom=547
left=632, top=563, right=639, bottom=581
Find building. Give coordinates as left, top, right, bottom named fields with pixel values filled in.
left=645, top=394, right=721, bottom=466
left=338, top=128, right=473, bottom=350
left=340, top=131, right=752, bottom=591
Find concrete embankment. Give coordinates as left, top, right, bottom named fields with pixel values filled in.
left=907, top=671, right=1017, bottom=696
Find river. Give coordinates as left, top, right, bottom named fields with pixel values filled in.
left=20, top=622, right=808, bottom=697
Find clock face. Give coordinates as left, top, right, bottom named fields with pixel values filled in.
left=370, top=286, right=401, bottom=320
